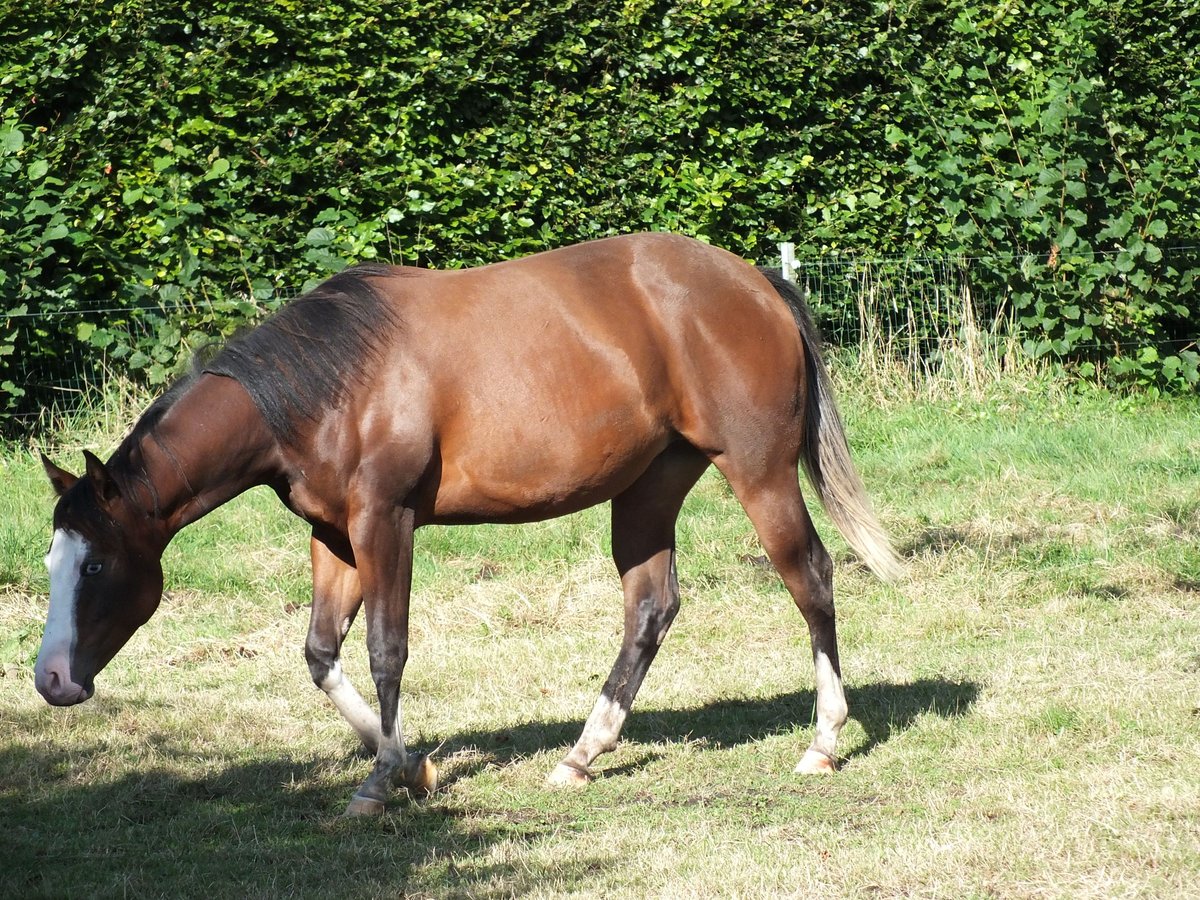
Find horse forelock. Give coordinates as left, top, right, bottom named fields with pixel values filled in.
left=201, top=263, right=402, bottom=443
left=52, top=476, right=119, bottom=542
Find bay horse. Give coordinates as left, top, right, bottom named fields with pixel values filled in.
left=36, top=233, right=901, bottom=816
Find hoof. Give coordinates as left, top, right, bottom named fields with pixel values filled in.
left=794, top=748, right=838, bottom=775
left=404, top=754, right=439, bottom=798
left=344, top=794, right=386, bottom=817
left=546, top=762, right=592, bottom=788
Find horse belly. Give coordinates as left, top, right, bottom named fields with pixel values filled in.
left=429, top=397, right=670, bottom=525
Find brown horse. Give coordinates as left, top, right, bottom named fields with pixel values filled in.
left=36, top=233, right=901, bottom=816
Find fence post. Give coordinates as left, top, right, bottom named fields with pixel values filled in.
left=778, top=242, right=797, bottom=283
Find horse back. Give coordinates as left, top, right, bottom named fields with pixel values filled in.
left=346, top=234, right=806, bottom=524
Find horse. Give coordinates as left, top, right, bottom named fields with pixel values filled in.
left=36, top=232, right=902, bottom=816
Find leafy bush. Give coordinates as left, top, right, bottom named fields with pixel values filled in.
left=1, top=0, right=1197, bottom=430
left=881, top=0, right=1199, bottom=392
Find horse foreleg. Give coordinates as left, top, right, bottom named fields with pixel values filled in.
left=343, top=505, right=436, bottom=817
left=305, top=534, right=381, bottom=753
left=549, top=445, right=707, bottom=787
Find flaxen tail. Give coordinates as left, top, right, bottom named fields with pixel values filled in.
left=759, top=268, right=905, bottom=582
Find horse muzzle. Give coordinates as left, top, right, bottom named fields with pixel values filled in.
left=34, top=660, right=93, bottom=706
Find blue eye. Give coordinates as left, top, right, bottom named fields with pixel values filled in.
left=81, top=561, right=103, bottom=577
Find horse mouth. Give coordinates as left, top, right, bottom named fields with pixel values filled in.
left=35, top=675, right=94, bottom=706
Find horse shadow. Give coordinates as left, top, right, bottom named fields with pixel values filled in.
left=0, top=734, right=614, bottom=897
left=2, top=677, right=976, bottom=896
left=426, top=676, right=980, bottom=781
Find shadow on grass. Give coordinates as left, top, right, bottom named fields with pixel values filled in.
left=436, top=677, right=980, bottom=776
left=1, top=678, right=975, bottom=897
left=900, top=523, right=1031, bottom=557
left=0, top=733, right=608, bottom=899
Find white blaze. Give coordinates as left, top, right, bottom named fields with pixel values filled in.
left=35, top=529, right=88, bottom=699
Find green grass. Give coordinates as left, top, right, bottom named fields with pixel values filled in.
left=2, top=375, right=1199, bottom=898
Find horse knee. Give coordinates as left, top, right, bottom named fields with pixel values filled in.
left=306, top=654, right=335, bottom=690
left=305, top=633, right=342, bottom=689
left=368, top=643, right=408, bottom=690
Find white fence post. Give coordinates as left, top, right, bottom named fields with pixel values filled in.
left=778, top=241, right=797, bottom=283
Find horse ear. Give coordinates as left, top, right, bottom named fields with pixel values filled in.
left=82, top=449, right=121, bottom=504
left=41, top=453, right=78, bottom=497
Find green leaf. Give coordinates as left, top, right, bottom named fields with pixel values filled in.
left=1104, top=212, right=1134, bottom=240
left=0, top=125, right=24, bottom=153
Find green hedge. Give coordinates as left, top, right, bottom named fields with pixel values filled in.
left=2, top=0, right=1198, bottom=426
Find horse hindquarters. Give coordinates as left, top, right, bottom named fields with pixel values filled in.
left=676, top=266, right=899, bottom=772
left=711, top=270, right=900, bottom=770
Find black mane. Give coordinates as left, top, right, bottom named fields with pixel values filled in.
left=201, top=263, right=402, bottom=442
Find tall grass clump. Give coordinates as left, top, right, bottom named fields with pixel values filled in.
left=23, top=365, right=158, bottom=459
left=796, top=255, right=1055, bottom=405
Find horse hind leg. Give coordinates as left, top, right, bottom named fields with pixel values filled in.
left=305, top=532, right=381, bottom=754
left=718, top=463, right=847, bottom=774
left=548, top=444, right=709, bottom=787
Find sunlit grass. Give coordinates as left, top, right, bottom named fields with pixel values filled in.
left=2, top=369, right=1198, bottom=897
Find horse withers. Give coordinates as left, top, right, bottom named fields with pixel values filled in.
left=36, top=233, right=902, bottom=816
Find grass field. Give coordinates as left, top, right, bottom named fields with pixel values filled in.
left=1, top=371, right=1198, bottom=898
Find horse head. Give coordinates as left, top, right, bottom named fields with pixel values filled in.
left=36, top=451, right=165, bottom=705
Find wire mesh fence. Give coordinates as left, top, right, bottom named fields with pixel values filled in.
left=784, top=249, right=997, bottom=345
left=3, top=245, right=1197, bottom=434
left=1, top=290, right=297, bottom=436
left=780, top=243, right=1198, bottom=358
left=2, top=300, right=211, bottom=434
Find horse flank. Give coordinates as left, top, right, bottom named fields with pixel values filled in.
left=126, top=256, right=899, bottom=581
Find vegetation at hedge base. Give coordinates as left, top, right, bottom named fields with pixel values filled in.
left=2, top=0, right=1198, bottom=425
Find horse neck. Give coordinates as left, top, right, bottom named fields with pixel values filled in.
left=113, top=373, right=281, bottom=538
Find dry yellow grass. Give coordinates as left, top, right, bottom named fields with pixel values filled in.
left=2, top=377, right=1198, bottom=897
